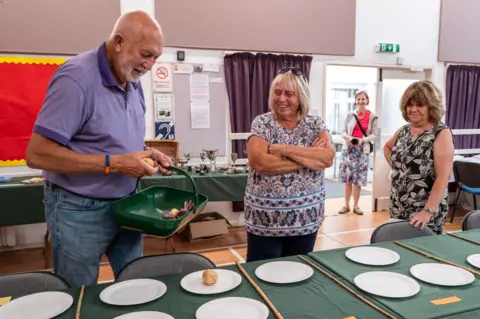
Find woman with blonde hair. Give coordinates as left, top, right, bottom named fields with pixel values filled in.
left=244, top=67, right=335, bottom=261
left=339, top=91, right=378, bottom=215
left=384, top=81, right=454, bottom=234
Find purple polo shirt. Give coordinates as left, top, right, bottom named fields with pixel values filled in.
left=33, top=43, right=146, bottom=199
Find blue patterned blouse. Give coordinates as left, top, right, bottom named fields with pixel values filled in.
left=245, top=112, right=327, bottom=237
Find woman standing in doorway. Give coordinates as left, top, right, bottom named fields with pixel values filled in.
left=339, top=91, right=378, bottom=215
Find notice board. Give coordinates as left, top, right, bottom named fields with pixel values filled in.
left=171, top=65, right=227, bottom=158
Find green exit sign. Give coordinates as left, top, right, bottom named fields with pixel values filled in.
left=376, top=43, right=400, bottom=53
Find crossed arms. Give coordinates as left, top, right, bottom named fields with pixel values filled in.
left=247, top=130, right=335, bottom=175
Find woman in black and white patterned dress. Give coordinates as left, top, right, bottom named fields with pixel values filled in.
left=384, top=81, right=454, bottom=234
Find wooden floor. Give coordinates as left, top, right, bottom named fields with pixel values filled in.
left=0, top=194, right=467, bottom=283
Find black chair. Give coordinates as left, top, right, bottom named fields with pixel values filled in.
left=450, top=161, right=480, bottom=223
left=0, top=271, right=69, bottom=298
left=462, top=210, right=480, bottom=231
left=370, top=220, right=435, bottom=244
left=116, top=252, right=216, bottom=282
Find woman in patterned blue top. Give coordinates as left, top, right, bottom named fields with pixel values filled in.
left=245, top=67, right=335, bottom=262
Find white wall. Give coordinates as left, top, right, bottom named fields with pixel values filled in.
left=2, top=0, right=444, bottom=248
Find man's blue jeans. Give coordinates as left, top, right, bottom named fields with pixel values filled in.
left=43, top=183, right=142, bottom=288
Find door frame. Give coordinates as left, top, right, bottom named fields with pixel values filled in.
left=322, top=62, right=433, bottom=213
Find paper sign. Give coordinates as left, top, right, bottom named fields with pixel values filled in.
left=203, top=64, right=219, bottom=72
left=152, top=63, right=173, bottom=92
left=155, top=121, right=175, bottom=140
left=154, top=93, right=174, bottom=122
left=430, top=296, right=461, bottom=305
left=210, top=77, right=224, bottom=83
left=190, top=74, right=210, bottom=103
left=173, top=64, right=194, bottom=74
left=190, top=102, right=210, bottom=129
left=0, top=296, right=11, bottom=306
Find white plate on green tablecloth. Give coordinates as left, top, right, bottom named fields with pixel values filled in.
left=346, top=246, right=400, bottom=266
left=100, top=279, right=167, bottom=306
left=114, top=312, right=174, bottom=319
left=467, top=254, right=480, bottom=269
left=180, top=269, right=242, bottom=295
left=410, top=263, right=475, bottom=286
left=0, top=291, right=73, bottom=319
left=354, top=271, right=420, bottom=298
left=196, top=297, right=269, bottom=319
left=255, top=261, right=313, bottom=284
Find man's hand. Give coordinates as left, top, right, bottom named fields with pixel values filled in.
left=150, top=148, right=174, bottom=175
left=111, top=150, right=159, bottom=178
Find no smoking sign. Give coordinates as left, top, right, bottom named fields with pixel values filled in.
left=156, top=66, right=168, bottom=79
left=152, top=63, right=173, bottom=92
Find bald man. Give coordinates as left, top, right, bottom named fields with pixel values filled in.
left=26, top=11, right=172, bottom=287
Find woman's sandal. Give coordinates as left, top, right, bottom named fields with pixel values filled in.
left=353, top=207, right=364, bottom=215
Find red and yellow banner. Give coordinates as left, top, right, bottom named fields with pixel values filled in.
left=0, top=56, right=67, bottom=167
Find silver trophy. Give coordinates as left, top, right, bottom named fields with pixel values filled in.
left=230, top=152, right=238, bottom=168
left=203, top=149, right=218, bottom=173
left=200, top=151, right=206, bottom=164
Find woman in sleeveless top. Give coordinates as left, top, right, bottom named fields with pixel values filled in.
left=384, top=81, right=454, bottom=234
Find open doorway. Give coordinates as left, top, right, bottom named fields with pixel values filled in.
left=324, top=65, right=377, bottom=207
left=323, top=64, right=431, bottom=213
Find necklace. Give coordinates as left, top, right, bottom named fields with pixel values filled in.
left=357, top=110, right=366, bottom=119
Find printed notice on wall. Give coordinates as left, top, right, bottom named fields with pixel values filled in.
left=154, top=93, right=174, bottom=122
left=190, top=74, right=210, bottom=103
left=152, top=63, right=173, bottom=92
left=190, top=102, right=210, bottom=129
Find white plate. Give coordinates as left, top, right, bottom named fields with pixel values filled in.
left=114, top=311, right=174, bottom=319
left=100, top=278, right=167, bottom=306
left=180, top=269, right=242, bottom=294
left=0, top=291, right=73, bottom=319
left=354, top=271, right=420, bottom=298
left=255, top=261, right=313, bottom=284
left=467, top=254, right=480, bottom=269
left=196, top=297, right=269, bottom=319
left=345, top=246, right=400, bottom=266
left=410, top=263, right=475, bottom=286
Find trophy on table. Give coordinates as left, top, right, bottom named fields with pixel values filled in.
left=230, top=152, right=238, bottom=168
left=178, top=153, right=191, bottom=171
left=199, top=151, right=207, bottom=173
left=203, top=149, right=218, bottom=173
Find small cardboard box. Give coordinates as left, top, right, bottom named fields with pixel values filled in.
left=186, top=212, right=230, bottom=242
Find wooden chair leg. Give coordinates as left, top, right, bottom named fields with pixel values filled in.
left=169, top=237, right=176, bottom=253
left=474, top=194, right=478, bottom=210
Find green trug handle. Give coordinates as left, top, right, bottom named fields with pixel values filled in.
left=167, top=166, right=198, bottom=208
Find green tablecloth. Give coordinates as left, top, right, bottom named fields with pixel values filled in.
left=139, top=172, right=248, bottom=202
left=0, top=173, right=247, bottom=226
left=308, top=234, right=480, bottom=319
left=50, top=256, right=390, bottom=319
left=449, top=229, right=480, bottom=243
left=0, top=176, right=44, bottom=226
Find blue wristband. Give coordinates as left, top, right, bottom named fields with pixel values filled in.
left=105, top=155, right=111, bottom=175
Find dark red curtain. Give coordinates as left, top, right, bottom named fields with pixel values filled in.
left=224, top=52, right=312, bottom=157
left=446, top=65, right=480, bottom=151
